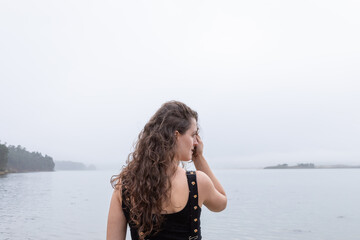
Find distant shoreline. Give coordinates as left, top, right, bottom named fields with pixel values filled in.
left=54, top=161, right=96, bottom=171
left=0, top=169, right=54, bottom=175
left=264, top=163, right=360, bottom=169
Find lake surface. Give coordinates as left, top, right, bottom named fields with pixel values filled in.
left=1, top=169, right=359, bottom=240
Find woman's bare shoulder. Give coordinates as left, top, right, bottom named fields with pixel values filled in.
left=195, top=170, right=212, bottom=186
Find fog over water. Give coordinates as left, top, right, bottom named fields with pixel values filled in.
left=1, top=0, right=359, bottom=169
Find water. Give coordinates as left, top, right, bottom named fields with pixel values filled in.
left=1, top=169, right=359, bottom=240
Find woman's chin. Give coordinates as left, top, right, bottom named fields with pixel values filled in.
left=179, top=158, right=191, bottom=162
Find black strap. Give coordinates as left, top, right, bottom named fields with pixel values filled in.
left=186, top=171, right=200, bottom=240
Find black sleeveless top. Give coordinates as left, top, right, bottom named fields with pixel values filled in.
left=122, top=171, right=202, bottom=240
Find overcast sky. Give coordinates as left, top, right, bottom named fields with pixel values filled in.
left=1, top=0, right=359, bottom=169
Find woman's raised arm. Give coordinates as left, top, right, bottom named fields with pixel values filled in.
left=193, top=135, right=227, bottom=212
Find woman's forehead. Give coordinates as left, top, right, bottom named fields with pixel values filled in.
left=190, top=118, right=198, bottom=130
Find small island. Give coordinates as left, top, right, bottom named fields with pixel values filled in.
left=265, top=163, right=360, bottom=169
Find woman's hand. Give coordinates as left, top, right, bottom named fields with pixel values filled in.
left=192, top=135, right=204, bottom=160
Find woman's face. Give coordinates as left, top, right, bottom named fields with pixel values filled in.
left=175, top=118, right=198, bottom=161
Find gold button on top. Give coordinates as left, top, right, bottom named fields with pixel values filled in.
left=194, top=206, right=198, bottom=210
left=191, top=181, right=195, bottom=185
left=193, top=194, right=197, bottom=198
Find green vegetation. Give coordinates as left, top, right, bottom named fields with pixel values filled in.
left=0, top=141, right=54, bottom=173
left=0, top=143, right=8, bottom=172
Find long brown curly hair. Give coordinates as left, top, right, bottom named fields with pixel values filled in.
left=111, top=101, right=198, bottom=239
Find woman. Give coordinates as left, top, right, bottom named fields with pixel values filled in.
left=107, top=101, right=227, bottom=240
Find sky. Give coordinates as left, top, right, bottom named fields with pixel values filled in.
left=1, top=0, right=359, bottom=169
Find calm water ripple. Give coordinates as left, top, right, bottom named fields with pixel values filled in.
left=1, top=169, right=360, bottom=240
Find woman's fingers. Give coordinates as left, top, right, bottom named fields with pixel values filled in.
left=195, top=135, right=204, bottom=155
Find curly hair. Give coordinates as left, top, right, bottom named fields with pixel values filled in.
left=111, top=101, right=198, bottom=239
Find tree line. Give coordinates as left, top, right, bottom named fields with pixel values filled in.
left=0, top=141, right=54, bottom=173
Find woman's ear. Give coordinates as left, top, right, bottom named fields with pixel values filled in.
left=174, top=131, right=179, bottom=139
